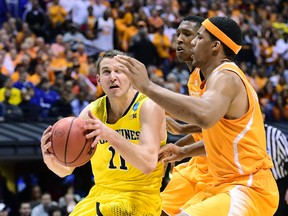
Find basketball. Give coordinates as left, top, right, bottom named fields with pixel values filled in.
left=48, top=117, right=96, bottom=167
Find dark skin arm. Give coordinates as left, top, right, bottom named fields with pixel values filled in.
left=166, top=116, right=202, bottom=135
left=114, top=56, right=248, bottom=129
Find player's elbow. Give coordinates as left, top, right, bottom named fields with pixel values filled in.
left=57, top=173, right=69, bottom=178
left=142, top=160, right=158, bottom=175
left=198, top=119, right=213, bottom=129
left=55, top=170, right=73, bottom=178
left=194, top=111, right=214, bottom=129
left=53, top=167, right=74, bottom=178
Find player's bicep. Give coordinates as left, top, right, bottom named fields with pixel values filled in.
left=200, top=72, right=237, bottom=127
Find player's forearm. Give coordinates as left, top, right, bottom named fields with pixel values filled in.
left=182, top=124, right=202, bottom=134
left=175, top=134, right=195, bottom=147
left=182, top=140, right=206, bottom=157
left=107, top=130, right=158, bottom=175
left=144, top=82, right=211, bottom=128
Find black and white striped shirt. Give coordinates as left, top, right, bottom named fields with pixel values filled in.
left=265, top=124, right=288, bottom=180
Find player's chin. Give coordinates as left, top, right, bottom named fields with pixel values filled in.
left=176, top=52, right=189, bottom=62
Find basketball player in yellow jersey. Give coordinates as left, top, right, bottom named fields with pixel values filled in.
left=115, top=16, right=279, bottom=215
left=40, top=50, right=167, bottom=215
left=160, top=16, right=214, bottom=216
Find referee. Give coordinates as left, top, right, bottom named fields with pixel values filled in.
left=264, top=121, right=288, bottom=216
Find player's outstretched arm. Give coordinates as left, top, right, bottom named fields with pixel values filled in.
left=85, top=100, right=166, bottom=175
left=115, top=56, right=242, bottom=129
left=41, top=126, right=75, bottom=178
left=166, top=116, right=202, bottom=135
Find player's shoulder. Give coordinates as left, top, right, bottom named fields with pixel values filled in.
left=212, top=68, right=242, bottom=86
left=90, top=95, right=107, bottom=107
left=141, top=98, right=164, bottom=116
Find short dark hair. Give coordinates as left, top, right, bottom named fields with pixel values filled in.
left=95, top=50, right=127, bottom=74
left=206, top=16, right=242, bottom=60
left=181, top=16, right=205, bottom=28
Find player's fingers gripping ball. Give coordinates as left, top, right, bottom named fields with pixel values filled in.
left=48, top=117, right=96, bottom=167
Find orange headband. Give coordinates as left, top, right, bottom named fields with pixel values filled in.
left=202, top=19, right=242, bottom=54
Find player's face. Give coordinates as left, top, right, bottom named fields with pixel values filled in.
left=176, top=21, right=198, bottom=63
left=98, top=58, right=131, bottom=97
left=191, top=26, right=212, bottom=68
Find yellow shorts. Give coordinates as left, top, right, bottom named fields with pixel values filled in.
left=161, top=156, right=213, bottom=215
left=70, top=185, right=161, bottom=216
left=181, top=169, right=279, bottom=216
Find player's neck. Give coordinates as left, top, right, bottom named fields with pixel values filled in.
left=201, top=58, right=231, bottom=80
left=185, top=62, right=193, bottom=72
left=107, top=89, right=138, bottom=121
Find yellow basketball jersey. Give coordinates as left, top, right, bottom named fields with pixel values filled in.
left=84, top=92, right=166, bottom=215
left=203, top=62, right=273, bottom=185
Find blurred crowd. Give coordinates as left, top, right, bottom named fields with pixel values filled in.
left=0, top=0, right=287, bottom=123
left=0, top=1, right=288, bottom=215
left=0, top=172, right=84, bottom=216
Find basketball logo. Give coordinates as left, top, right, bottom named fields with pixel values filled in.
left=133, top=102, right=139, bottom=111
left=53, top=128, right=66, bottom=138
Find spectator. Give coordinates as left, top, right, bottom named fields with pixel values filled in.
left=128, top=21, right=159, bottom=67
left=83, top=5, right=98, bottom=40
left=19, top=201, right=32, bottom=216
left=91, top=0, right=107, bottom=19
left=15, top=23, right=36, bottom=50
left=31, top=193, right=57, bottom=216
left=62, top=23, right=88, bottom=51
left=148, top=9, right=164, bottom=33
left=49, top=80, right=74, bottom=119
left=150, top=25, right=171, bottom=79
left=30, top=77, right=60, bottom=120
left=0, top=76, right=23, bottom=121
left=47, top=0, right=67, bottom=40
left=29, top=185, right=42, bottom=209
left=0, top=52, right=10, bottom=76
left=275, top=32, right=288, bottom=61
left=70, top=0, right=90, bottom=26
left=93, top=9, right=114, bottom=51
left=70, top=91, right=89, bottom=116
left=47, top=205, right=62, bottom=216
left=23, top=0, right=47, bottom=39
left=51, top=35, right=65, bottom=58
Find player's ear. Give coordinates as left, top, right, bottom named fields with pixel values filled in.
left=212, top=40, right=221, bottom=51
left=96, top=75, right=100, bottom=86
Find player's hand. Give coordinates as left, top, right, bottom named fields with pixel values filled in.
left=41, top=126, right=57, bottom=165
left=114, top=55, right=151, bottom=93
left=41, top=126, right=75, bottom=176
left=285, top=188, right=288, bottom=205
left=158, top=144, right=186, bottom=163
left=166, top=116, right=182, bottom=135
left=85, top=110, right=113, bottom=147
